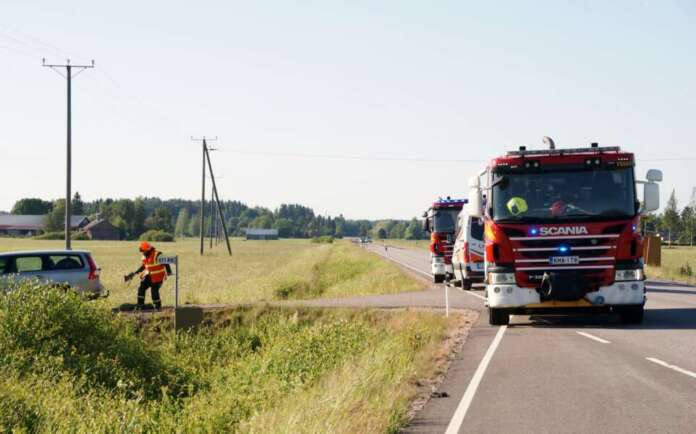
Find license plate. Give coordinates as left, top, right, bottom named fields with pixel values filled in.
left=549, top=256, right=580, bottom=265
left=470, top=262, right=484, bottom=271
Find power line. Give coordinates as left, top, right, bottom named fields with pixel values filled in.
left=217, top=148, right=486, bottom=163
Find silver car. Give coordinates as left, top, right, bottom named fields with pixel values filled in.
left=0, top=250, right=108, bottom=298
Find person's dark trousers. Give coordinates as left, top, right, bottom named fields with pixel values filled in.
left=137, top=277, right=163, bottom=310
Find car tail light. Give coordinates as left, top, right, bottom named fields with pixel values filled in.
left=86, top=255, right=99, bottom=280
left=464, top=242, right=471, bottom=262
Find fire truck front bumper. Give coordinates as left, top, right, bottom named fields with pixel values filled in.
left=486, top=281, right=646, bottom=309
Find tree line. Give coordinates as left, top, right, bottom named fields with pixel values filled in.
left=642, top=190, right=696, bottom=245
left=9, top=194, right=428, bottom=241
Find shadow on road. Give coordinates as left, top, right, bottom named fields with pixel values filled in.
left=511, top=307, right=696, bottom=330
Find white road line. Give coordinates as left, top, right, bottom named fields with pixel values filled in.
left=576, top=331, right=611, bottom=344
left=445, top=325, right=507, bottom=434
left=646, top=357, right=696, bottom=380
left=377, top=250, right=487, bottom=301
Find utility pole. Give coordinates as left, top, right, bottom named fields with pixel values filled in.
left=208, top=190, right=215, bottom=249
left=204, top=146, right=232, bottom=255
left=192, top=137, right=217, bottom=255
left=43, top=58, right=94, bottom=250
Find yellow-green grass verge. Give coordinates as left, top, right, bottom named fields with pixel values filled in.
left=646, top=246, right=696, bottom=285
left=0, top=238, right=421, bottom=308
left=0, top=283, right=471, bottom=433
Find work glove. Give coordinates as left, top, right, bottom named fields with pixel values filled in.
left=124, top=272, right=135, bottom=282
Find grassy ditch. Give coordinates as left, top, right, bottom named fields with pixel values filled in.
left=0, top=283, right=461, bottom=433
left=0, top=238, right=420, bottom=307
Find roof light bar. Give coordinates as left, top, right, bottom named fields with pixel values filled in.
left=506, top=146, right=620, bottom=157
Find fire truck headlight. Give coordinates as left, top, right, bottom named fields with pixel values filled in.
left=488, top=272, right=516, bottom=285
left=615, top=269, right=644, bottom=282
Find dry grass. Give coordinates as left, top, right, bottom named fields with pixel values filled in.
left=240, top=309, right=473, bottom=434
left=0, top=238, right=421, bottom=308
left=646, top=246, right=696, bottom=285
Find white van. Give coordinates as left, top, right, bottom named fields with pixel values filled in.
left=451, top=212, right=485, bottom=290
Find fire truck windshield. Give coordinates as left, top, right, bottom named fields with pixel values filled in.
left=433, top=209, right=459, bottom=233
left=491, top=167, right=637, bottom=222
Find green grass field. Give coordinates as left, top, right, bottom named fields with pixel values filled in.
left=0, top=284, right=466, bottom=433
left=0, top=238, right=421, bottom=307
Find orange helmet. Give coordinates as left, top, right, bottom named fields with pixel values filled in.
left=139, top=241, right=153, bottom=252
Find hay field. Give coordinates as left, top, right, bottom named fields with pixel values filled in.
left=0, top=238, right=421, bottom=307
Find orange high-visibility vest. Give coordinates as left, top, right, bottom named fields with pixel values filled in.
left=141, top=249, right=167, bottom=284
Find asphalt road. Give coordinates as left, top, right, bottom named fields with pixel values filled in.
left=363, top=243, right=696, bottom=434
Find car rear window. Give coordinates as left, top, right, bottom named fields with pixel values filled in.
left=49, top=255, right=84, bottom=270
left=15, top=256, right=43, bottom=272
left=0, top=257, right=8, bottom=274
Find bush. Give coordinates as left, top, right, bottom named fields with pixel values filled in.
left=72, top=232, right=89, bottom=240
left=33, top=231, right=89, bottom=240
left=680, top=263, right=693, bottom=277
left=139, top=230, right=175, bottom=242
left=33, top=231, right=64, bottom=240
left=0, top=281, right=190, bottom=400
left=311, top=236, right=334, bottom=244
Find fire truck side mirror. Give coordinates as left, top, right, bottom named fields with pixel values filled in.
left=646, top=169, right=663, bottom=183
left=467, top=176, right=483, bottom=218
left=643, top=182, right=660, bottom=213
left=468, top=194, right=482, bottom=218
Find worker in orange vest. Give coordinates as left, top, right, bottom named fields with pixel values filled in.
left=124, top=241, right=170, bottom=310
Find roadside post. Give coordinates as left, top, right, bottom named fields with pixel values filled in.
left=158, top=255, right=179, bottom=308
left=444, top=283, right=449, bottom=318
left=159, top=255, right=204, bottom=331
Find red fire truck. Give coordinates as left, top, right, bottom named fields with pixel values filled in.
left=424, top=197, right=467, bottom=283
left=466, top=140, right=662, bottom=325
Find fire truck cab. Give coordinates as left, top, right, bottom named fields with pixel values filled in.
left=467, top=140, right=662, bottom=325
left=424, top=197, right=466, bottom=283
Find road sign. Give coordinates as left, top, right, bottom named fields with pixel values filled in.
left=158, top=256, right=177, bottom=265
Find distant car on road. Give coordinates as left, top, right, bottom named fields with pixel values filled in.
left=0, top=250, right=107, bottom=298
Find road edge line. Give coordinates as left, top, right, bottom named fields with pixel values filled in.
left=374, top=249, right=487, bottom=301
left=646, top=357, right=696, bottom=380
left=445, top=325, right=507, bottom=434
left=576, top=331, right=611, bottom=344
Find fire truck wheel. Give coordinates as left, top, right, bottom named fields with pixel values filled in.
left=433, top=274, right=445, bottom=284
left=616, top=305, right=644, bottom=324
left=488, top=308, right=510, bottom=325
left=461, top=279, right=472, bottom=291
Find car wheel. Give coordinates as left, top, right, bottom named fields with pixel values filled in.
left=433, top=274, right=445, bottom=284
left=462, top=279, right=472, bottom=291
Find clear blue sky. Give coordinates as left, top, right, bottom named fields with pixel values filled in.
left=1, top=1, right=695, bottom=219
